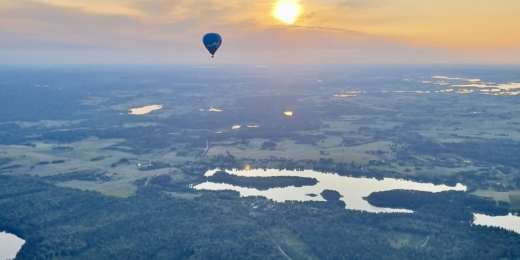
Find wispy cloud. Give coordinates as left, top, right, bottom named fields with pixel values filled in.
left=0, top=0, right=518, bottom=64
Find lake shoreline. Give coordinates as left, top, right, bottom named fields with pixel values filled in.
left=0, top=231, right=25, bottom=260
left=194, top=168, right=520, bottom=234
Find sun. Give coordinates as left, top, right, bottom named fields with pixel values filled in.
left=273, top=0, right=300, bottom=24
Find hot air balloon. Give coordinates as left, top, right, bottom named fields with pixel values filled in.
left=202, top=33, right=222, bottom=58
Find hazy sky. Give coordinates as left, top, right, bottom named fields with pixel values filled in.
left=1, top=0, right=519, bottom=64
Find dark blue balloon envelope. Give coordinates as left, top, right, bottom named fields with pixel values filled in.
left=203, top=33, right=222, bottom=57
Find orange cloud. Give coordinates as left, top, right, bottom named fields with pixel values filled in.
left=298, top=0, right=520, bottom=49
left=0, top=0, right=518, bottom=63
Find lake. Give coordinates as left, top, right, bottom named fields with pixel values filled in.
left=128, top=105, right=163, bottom=115
left=193, top=168, right=520, bottom=234
left=194, top=169, right=466, bottom=213
left=474, top=213, right=520, bottom=234
left=0, top=232, right=25, bottom=260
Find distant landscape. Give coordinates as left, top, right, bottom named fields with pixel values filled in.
left=1, top=65, right=520, bottom=259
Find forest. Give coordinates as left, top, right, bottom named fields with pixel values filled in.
left=207, top=171, right=318, bottom=190
left=42, top=170, right=112, bottom=183
left=365, top=190, right=510, bottom=221
left=399, top=131, right=520, bottom=169
left=1, top=174, right=520, bottom=260
left=2, top=66, right=520, bottom=259
left=0, top=175, right=281, bottom=260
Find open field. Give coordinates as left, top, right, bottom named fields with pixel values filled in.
left=206, top=141, right=390, bottom=164
left=164, top=191, right=202, bottom=200
left=2, top=67, right=520, bottom=200
left=471, top=190, right=520, bottom=202
left=2, top=66, right=520, bottom=259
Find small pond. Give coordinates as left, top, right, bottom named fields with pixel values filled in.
left=129, top=105, right=163, bottom=115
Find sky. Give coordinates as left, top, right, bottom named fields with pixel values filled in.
left=1, top=0, right=519, bottom=64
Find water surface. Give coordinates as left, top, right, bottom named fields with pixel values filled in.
left=194, top=169, right=466, bottom=213
left=0, top=232, right=25, bottom=260
left=474, top=213, right=520, bottom=234
left=194, top=169, right=520, bottom=233
left=129, top=105, right=163, bottom=115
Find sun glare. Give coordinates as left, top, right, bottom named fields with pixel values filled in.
left=274, top=0, right=300, bottom=24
